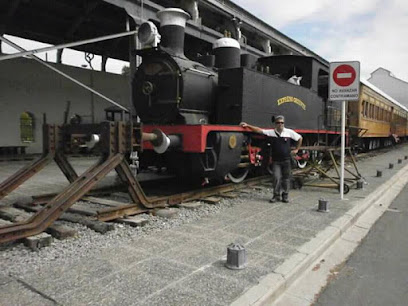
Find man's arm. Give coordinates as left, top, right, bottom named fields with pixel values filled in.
left=240, top=122, right=263, bottom=134
left=291, top=136, right=303, bottom=154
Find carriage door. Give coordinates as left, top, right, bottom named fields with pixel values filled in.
left=390, top=107, right=395, bottom=135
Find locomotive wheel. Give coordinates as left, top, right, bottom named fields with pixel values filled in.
left=227, top=168, right=250, bottom=183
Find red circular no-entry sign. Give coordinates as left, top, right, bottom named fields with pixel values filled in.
left=333, top=64, right=356, bottom=87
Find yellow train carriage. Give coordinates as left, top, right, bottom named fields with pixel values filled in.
left=348, top=80, right=407, bottom=150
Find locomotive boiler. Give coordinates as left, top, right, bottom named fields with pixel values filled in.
left=135, top=8, right=342, bottom=184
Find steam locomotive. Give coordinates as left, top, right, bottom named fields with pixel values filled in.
left=134, top=8, right=342, bottom=184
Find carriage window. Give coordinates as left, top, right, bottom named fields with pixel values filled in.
left=20, top=112, right=35, bottom=142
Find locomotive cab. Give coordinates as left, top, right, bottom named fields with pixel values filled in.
left=257, top=55, right=329, bottom=98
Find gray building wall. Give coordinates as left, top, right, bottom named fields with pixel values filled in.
left=0, top=58, right=130, bottom=154
left=368, top=68, right=408, bottom=107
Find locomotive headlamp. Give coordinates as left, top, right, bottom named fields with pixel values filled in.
left=138, top=21, right=161, bottom=48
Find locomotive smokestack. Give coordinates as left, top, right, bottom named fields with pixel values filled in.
left=157, top=8, right=190, bottom=57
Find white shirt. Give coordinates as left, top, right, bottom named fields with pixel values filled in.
left=262, top=127, right=302, bottom=141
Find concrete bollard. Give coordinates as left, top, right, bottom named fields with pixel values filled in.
left=317, top=198, right=329, bottom=213
left=377, top=170, right=382, bottom=177
left=225, top=243, right=247, bottom=270
left=356, top=180, right=364, bottom=189
left=389, top=163, right=394, bottom=169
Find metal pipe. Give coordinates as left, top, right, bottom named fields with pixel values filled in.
left=0, top=36, right=129, bottom=112
left=0, top=30, right=138, bottom=62
left=185, top=67, right=215, bottom=77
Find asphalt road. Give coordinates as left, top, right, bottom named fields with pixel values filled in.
left=315, top=184, right=408, bottom=306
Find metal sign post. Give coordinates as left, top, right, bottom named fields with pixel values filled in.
left=329, top=61, right=360, bottom=200
left=340, top=100, right=346, bottom=199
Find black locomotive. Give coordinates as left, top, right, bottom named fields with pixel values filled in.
left=134, top=8, right=342, bottom=184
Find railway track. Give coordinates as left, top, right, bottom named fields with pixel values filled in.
left=0, top=175, right=271, bottom=248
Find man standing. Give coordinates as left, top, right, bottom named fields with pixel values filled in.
left=240, top=115, right=302, bottom=203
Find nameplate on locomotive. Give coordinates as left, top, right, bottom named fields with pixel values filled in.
left=277, top=96, right=306, bottom=110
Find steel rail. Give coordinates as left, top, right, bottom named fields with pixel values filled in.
left=0, top=154, right=53, bottom=200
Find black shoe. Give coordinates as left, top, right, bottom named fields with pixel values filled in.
left=282, top=193, right=289, bottom=203
left=269, top=194, right=281, bottom=203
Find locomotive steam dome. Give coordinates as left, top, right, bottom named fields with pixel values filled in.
left=133, top=8, right=218, bottom=124
left=213, top=37, right=241, bottom=69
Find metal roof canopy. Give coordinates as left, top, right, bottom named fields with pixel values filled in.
left=0, top=0, right=131, bottom=62
left=0, top=0, right=329, bottom=64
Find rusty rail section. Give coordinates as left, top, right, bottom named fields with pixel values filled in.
left=0, top=122, right=144, bottom=243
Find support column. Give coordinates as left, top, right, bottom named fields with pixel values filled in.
left=101, top=55, right=108, bottom=72
left=56, top=49, right=64, bottom=64
left=261, top=38, right=272, bottom=54
left=127, top=16, right=137, bottom=120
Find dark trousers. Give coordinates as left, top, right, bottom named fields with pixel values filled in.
left=272, top=159, right=291, bottom=195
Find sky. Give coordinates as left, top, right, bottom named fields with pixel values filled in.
left=233, top=0, right=408, bottom=81
left=2, top=0, right=407, bottom=82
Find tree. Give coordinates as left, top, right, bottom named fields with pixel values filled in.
left=121, top=65, right=130, bottom=76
